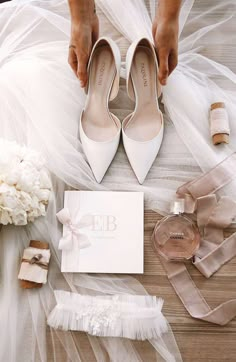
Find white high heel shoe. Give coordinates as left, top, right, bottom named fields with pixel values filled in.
left=80, top=37, right=121, bottom=183
left=122, top=38, right=164, bottom=184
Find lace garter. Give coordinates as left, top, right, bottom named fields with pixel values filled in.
left=47, top=290, right=168, bottom=340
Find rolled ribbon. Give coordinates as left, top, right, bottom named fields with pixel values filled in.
left=21, top=254, right=48, bottom=270
left=56, top=208, right=92, bottom=251
left=160, top=153, right=236, bottom=325
left=210, top=102, right=230, bottom=145
left=18, top=242, right=51, bottom=287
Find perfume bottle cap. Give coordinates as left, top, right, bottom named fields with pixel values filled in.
left=170, top=199, right=185, bottom=215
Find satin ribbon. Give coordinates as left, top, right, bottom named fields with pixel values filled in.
left=210, top=105, right=230, bottom=137
left=22, top=254, right=49, bottom=270
left=56, top=208, right=92, bottom=251
left=160, top=152, right=236, bottom=325
left=177, top=152, right=236, bottom=213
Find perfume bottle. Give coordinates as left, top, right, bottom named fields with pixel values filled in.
left=152, top=199, right=200, bottom=261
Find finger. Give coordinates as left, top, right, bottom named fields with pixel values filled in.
left=157, top=48, right=169, bottom=85
left=152, top=19, right=157, bottom=40
left=92, top=18, right=99, bottom=46
left=77, top=53, right=89, bottom=88
left=168, top=49, right=178, bottom=75
left=68, top=48, right=78, bottom=76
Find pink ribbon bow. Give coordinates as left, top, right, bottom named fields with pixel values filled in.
left=56, top=208, right=92, bottom=251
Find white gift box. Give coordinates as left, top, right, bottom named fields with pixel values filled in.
left=59, top=191, right=144, bottom=273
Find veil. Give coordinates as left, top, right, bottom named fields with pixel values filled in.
left=0, top=0, right=236, bottom=360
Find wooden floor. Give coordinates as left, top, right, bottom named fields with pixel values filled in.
left=63, top=211, right=236, bottom=362
left=137, top=211, right=236, bottom=362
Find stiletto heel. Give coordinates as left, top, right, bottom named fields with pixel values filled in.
left=80, top=37, right=121, bottom=183
left=122, top=38, right=164, bottom=184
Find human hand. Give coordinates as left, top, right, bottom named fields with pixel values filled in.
left=152, top=1, right=180, bottom=86
left=68, top=0, right=99, bottom=88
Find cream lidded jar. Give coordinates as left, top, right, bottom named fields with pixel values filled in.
left=152, top=199, right=200, bottom=261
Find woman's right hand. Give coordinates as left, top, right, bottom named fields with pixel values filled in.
left=68, top=0, right=99, bottom=88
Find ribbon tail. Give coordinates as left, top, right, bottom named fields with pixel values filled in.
left=56, top=208, right=71, bottom=225
left=58, top=234, right=73, bottom=250
left=79, top=234, right=92, bottom=249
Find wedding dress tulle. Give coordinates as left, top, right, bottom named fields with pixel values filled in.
left=1, top=0, right=236, bottom=361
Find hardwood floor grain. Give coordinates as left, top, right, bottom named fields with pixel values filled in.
left=47, top=210, right=236, bottom=362
left=134, top=211, right=236, bottom=362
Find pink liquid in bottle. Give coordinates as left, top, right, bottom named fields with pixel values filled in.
left=152, top=199, right=200, bottom=261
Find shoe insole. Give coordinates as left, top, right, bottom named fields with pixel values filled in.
left=82, top=45, right=118, bottom=142
left=125, top=46, right=162, bottom=142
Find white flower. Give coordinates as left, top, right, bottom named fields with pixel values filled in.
left=0, top=208, right=12, bottom=225
left=24, top=151, right=45, bottom=170
left=0, top=184, right=19, bottom=209
left=4, top=168, right=20, bottom=185
left=0, top=138, right=52, bottom=226
left=12, top=210, right=27, bottom=225
left=39, top=203, right=46, bottom=215
left=18, top=191, right=33, bottom=211
left=16, top=164, right=39, bottom=192
left=35, top=189, right=50, bottom=202
left=27, top=204, right=45, bottom=222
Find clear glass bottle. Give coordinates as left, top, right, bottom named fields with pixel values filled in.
left=152, top=199, right=200, bottom=261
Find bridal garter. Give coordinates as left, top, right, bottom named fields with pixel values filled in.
left=48, top=290, right=168, bottom=340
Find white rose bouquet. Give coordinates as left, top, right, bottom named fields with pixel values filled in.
left=0, top=139, right=51, bottom=226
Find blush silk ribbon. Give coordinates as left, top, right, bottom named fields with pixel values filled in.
left=160, top=152, right=236, bottom=325
left=56, top=208, right=92, bottom=251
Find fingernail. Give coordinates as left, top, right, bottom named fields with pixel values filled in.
left=162, top=78, right=167, bottom=85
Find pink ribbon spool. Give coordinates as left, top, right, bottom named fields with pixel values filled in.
left=210, top=102, right=230, bottom=145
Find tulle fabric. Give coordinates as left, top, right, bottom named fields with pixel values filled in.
left=1, top=179, right=182, bottom=362
left=47, top=291, right=168, bottom=339
left=1, top=0, right=236, bottom=361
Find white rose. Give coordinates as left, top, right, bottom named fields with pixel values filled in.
left=0, top=208, right=12, bottom=225
left=5, top=167, right=20, bottom=185
left=18, top=191, right=33, bottom=211
left=30, top=195, right=40, bottom=210
left=0, top=184, right=19, bottom=209
left=0, top=183, right=12, bottom=194
left=39, top=202, right=46, bottom=216
left=39, top=169, right=51, bottom=189
left=32, top=180, right=41, bottom=194
left=35, top=189, right=50, bottom=202
left=24, top=151, right=45, bottom=170
left=0, top=139, right=51, bottom=225
left=11, top=209, right=27, bottom=226
left=16, top=164, right=39, bottom=192
left=27, top=207, right=42, bottom=223
left=27, top=214, right=35, bottom=223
